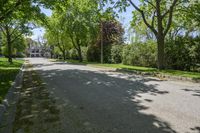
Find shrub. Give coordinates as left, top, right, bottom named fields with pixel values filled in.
left=111, top=45, right=123, bottom=63
left=103, top=45, right=112, bottom=63
left=122, top=41, right=156, bottom=67
left=81, top=47, right=88, bottom=61
left=69, top=48, right=79, bottom=60
left=87, top=45, right=100, bottom=62
left=165, top=36, right=200, bottom=71
left=15, top=52, right=26, bottom=58
left=122, top=44, right=136, bottom=65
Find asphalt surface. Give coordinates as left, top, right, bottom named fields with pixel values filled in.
left=28, top=58, right=200, bottom=133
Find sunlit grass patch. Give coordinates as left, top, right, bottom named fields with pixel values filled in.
left=61, top=59, right=200, bottom=80
left=0, top=58, right=24, bottom=103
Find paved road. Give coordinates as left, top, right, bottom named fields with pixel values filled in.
left=28, top=58, right=200, bottom=133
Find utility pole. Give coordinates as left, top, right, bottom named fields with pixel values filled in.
left=100, top=0, right=103, bottom=64
left=100, top=21, right=103, bottom=64
left=0, top=31, right=2, bottom=56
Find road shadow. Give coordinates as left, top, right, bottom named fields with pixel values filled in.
left=190, top=126, right=200, bottom=133
left=33, top=63, right=176, bottom=133
left=182, top=88, right=200, bottom=98
left=33, top=63, right=64, bottom=68
left=12, top=65, right=63, bottom=133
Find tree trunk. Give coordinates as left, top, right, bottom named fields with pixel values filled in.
left=50, top=52, right=53, bottom=58
left=77, top=45, right=82, bottom=62
left=62, top=50, right=66, bottom=60
left=156, top=1, right=165, bottom=70
left=157, top=35, right=165, bottom=70
left=7, top=38, right=12, bottom=64
left=5, top=26, right=12, bottom=64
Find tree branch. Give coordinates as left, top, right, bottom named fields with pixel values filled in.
left=10, top=24, right=21, bottom=37
left=164, top=0, right=178, bottom=36
left=127, top=0, right=158, bottom=35
left=144, top=0, right=156, bottom=8
left=162, top=10, right=170, bottom=19
left=151, top=11, right=156, bottom=29
left=0, top=24, right=7, bottom=36
left=10, top=32, right=23, bottom=44
left=69, top=32, right=78, bottom=50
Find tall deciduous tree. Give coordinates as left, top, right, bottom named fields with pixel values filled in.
left=45, top=0, right=99, bottom=62
left=0, top=1, right=45, bottom=63
left=106, top=0, right=179, bottom=69
left=128, top=0, right=178, bottom=69
left=44, top=13, right=72, bottom=60
left=0, top=20, right=32, bottom=63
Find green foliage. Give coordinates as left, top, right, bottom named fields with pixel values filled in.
left=99, top=44, right=111, bottom=63
left=111, top=45, right=123, bottom=63
left=165, top=36, right=200, bottom=71
left=185, top=1, right=200, bottom=28
left=81, top=47, right=88, bottom=61
left=87, top=45, right=100, bottom=62
left=88, top=18, right=124, bottom=63
left=45, top=0, right=99, bottom=62
left=69, top=48, right=79, bottom=60
left=122, top=41, right=157, bottom=67
left=1, top=33, right=27, bottom=57
left=0, top=0, right=56, bottom=22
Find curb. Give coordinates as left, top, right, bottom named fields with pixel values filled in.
left=156, top=74, right=200, bottom=83
left=116, top=68, right=200, bottom=83
left=0, top=64, right=24, bottom=127
left=116, top=68, right=157, bottom=76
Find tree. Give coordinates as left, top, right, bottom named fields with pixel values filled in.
left=2, top=32, right=27, bottom=57
left=0, top=20, right=31, bottom=63
left=105, top=0, right=179, bottom=69
left=0, top=0, right=57, bottom=22
left=44, top=16, right=72, bottom=60
left=95, top=19, right=124, bottom=63
left=186, top=1, right=200, bottom=28
left=130, top=0, right=179, bottom=69
left=0, top=0, right=24, bottom=22
left=130, top=11, right=155, bottom=42
left=45, top=0, right=99, bottom=62
left=0, top=0, right=46, bottom=63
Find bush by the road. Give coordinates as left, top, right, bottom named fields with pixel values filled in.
left=81, top=47, right=88, bottom=61
left=165, top=36, right=200, bottom=71
left=122, top=41, right=157, bottom=67
left=111, top=45, right=123, bottom=64
left=87, top=45, right=101, bottom=62
left=69, top=48, right=79, bottom=60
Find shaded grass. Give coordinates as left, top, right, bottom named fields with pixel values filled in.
left=50, top=59, right=200, bottom=80
left=0, top=58, right=24, bottom=103
left=13, top=64, right=62, bottom=133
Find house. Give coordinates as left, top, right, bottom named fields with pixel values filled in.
left=26, top=38, right=51, bottom=58
left=28, top=45, right=42, bottom=57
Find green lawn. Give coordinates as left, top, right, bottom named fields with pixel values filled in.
left=55, top=59, right=200, bottom=80
left=0, top=58, right=24, bottom=103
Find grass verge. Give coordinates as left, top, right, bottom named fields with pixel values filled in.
left=0, top=58, right=24, bottom=103
left=50, top=59, right=200, bottom=80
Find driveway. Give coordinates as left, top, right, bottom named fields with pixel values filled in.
left=27, top=58, right=200, bottom=133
